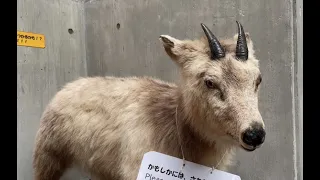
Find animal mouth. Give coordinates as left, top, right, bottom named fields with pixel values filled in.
left=241, top=145, right=256, bottom=152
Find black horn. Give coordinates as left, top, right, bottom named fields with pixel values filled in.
left=201, top=23, right=225, bottom=60
left=235, top=21, right=248, bottom=60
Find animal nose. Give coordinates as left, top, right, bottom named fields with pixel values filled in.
left=242, top=124, right=265, bottom=147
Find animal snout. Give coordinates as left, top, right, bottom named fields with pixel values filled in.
left=242, top=122, right=265, bottom=147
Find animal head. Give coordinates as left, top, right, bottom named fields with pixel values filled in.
left=159, top=22, right=265, bottom=152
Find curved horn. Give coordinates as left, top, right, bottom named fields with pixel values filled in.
left=235, top=21, right=248, bottom=60
left=201, top=23, right=225, bottom=60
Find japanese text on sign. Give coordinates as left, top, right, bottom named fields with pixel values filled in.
left=17, top=31, right=45, bottom=48
left=136, top=151, right=241, bottom=180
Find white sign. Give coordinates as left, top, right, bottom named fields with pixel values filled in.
left=136, top=151, right=241, bottom=180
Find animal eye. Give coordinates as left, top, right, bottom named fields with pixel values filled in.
left=256, top=75, right=262, bottom=86
left=205, top=80, right=215, bottom=89
left=255, top=75, right=262, bottom=91
left=205, top=80, right=225, bottom=100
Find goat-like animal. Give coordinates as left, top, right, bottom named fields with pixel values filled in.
left=33, top=22, right=266, bottom=180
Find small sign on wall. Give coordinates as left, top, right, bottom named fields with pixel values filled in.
left=17, top=31, right=45, bottom=48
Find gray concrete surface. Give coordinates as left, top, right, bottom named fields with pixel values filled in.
left=17, top=0, right=87, bottom=179
left=17, top=0, right=302, bottom=179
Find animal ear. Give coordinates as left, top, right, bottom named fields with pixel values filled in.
left=159, top=35, right=182, bottom=48
left=159, top=35, right=184, bottom=62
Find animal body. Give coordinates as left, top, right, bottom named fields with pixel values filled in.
left=33, top=22, right=266, bottom=180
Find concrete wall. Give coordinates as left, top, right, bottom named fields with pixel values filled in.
left=17, top=0, right=88, bottom=179
left=17, top=0, right=302, bottom=179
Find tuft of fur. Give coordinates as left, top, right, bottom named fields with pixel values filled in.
left=33, top=29, right=264, bottom=180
